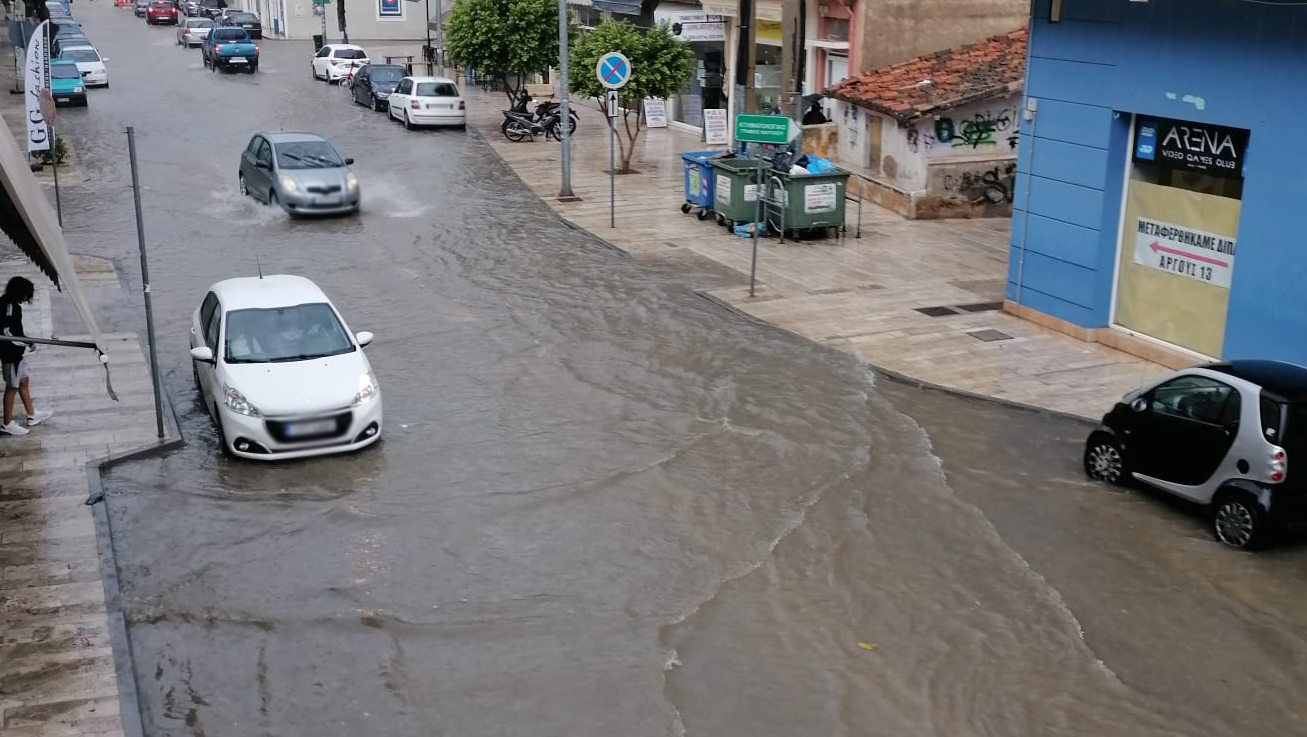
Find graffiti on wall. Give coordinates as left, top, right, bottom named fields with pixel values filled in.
left=942, top=163, right=1016, bottom=203
left=930, top=107, right=1017, bottom=151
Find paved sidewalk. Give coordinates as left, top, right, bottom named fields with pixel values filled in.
left=467, top=90, right=1170, bottom=419
left=0, top=253, right=159, bottom=737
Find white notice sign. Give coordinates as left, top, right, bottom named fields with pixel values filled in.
left=804, top=183, right=837, bottom=213
left=644, top=98, right=667, bottom=128
left=1133, top=216, right=1236, bottom=288
left=703, top=108, right=728, bottom=144
left=716, top=174, right=730, bottom=206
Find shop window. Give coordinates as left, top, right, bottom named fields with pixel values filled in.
left=1113, top=115, right=1249, bottom=358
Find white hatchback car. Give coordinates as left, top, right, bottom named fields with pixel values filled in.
left=311, top=43, right=369, bottom=82
left=57, top=44, right=108, bottom=88
left=387, top=76, right=466, bottom=129
left=189, top=275, right=382, bottom=460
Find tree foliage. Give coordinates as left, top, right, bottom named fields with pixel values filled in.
left=445, top=0, right=560, bottom=101
left=570, top=18, right=694, bottom=173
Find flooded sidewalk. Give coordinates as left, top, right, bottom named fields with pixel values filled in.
left=0, top=259, right=161, bottom=736
left=466, top=90, right=1169, bottom=419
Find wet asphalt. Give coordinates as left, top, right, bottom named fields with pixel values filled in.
left=38, top=4, right=1307, bottom=735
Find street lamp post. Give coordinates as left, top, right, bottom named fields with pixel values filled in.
left=424, top=0, right=431, bottom=64
left=557, top=0, right=574, bottom=199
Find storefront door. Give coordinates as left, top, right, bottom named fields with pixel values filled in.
left=1113, top=115, right=1249, bottom=358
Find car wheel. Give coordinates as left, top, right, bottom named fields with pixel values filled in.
left=210, top=60, right=216, bottom=72
left=238, top=173, right=248, bottom=196
left=373, top=95, right=384, bottom=112
left=249, top=63, right=257, bottom=73
left=311, top=64, right=317, bottom=80
left=404, top=111, right=414, bottom=130
left=1212, top=491, right=1269, bottom=551
left=1083, top=434, right=1127, bottom=485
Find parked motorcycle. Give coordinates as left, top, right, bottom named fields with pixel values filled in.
left=500, top=90, right=579, bottom=142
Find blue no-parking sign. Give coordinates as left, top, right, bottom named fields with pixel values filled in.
left=596, top=52, right=632, bottom=90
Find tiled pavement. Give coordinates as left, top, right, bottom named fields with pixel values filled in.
left=466, top=89, right=1171, bottom=420
left=0, top=254, right=162, bottom=737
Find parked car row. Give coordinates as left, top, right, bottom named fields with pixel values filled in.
left=313, top=48, right=467, bottom=130
left=45, top=4, right=107, bottom=104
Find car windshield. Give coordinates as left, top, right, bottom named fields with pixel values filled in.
left=50, top=64, right=80, bottom=80
left=60, top=49, right=99, bottom=63
left=415, top=82, right=459, bottom=97
left=334, top=48, right=366, bottom=60
left=224, top=304, right=354, bottom=364
left=227, top=12, right=255, bottom=20
left=275, top=140, right=343, bottom=169
left=188, top=19, right=213, bottom=26
left=212, top=28, right=247, bottom=40
left=53, top=23, right=79, bottom=35
left=370, top=68, right=404, bottom=82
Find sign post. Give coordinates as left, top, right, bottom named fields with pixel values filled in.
left=596, top=51, right=631, bottom=229
left=733, top=114, right=800, bottom=297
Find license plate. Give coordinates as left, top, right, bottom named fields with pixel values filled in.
left=315, top=195, right=341, bottom=206
left=285, top=419, right=336, bottom=437
left=230, top=57, right=248, bottom=63
left=428, top=103, right=449, bottom=110
left=56, top=97, right=69, bottom=102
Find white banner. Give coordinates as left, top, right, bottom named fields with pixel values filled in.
left=25, top=20, right=50, bottom=153
left=1133, top=216, right=1236, bottom=289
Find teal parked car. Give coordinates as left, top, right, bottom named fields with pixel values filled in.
left=49, top=59, right=87, bottom=107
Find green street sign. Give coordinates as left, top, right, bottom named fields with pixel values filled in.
left=734, top=114, right=800, bottom=145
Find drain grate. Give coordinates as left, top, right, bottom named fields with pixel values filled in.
left=968, top=329, right=1014, bottom=342
left=915, top=305, right=962, bottom=317
left=956, top=301, right=1004, bottom=313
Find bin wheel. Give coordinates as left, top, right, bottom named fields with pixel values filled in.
left=716, top=214, right=726, bottom=226
left=681, top=203, right=692, bottom=213
left=696, top=209, right=709, bottom=221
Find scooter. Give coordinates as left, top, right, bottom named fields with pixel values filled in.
left=502, top=107, right=563, bottom=142
left=501, top=90, right=579, bottom=140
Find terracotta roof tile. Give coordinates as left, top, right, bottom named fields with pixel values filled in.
left=827, top=27, right=1027, bottom=124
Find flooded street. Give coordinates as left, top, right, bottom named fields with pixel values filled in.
left=44, top=5, right=1307, bottom=735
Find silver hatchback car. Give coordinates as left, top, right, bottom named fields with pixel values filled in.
left=237, top=132, right=360, bottom=216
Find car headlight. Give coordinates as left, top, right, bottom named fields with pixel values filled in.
left=222, top=383, right=261, bottom=416
left=346, top=172, right=358, bottom=190
left=73, top=86, right=84, bottom=93
left=278, top=175, right=297, bottom=193
left=352, top=372, right=378, bottom=406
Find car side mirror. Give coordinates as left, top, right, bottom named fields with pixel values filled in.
left=344, top=157, right=354, bottom=166
left=190, top=346, right=215, bottom=363
left=1130, top=397, right=1148, bottom=412
left=355, top=331, right=374, bottom=347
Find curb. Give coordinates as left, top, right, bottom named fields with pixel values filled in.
left=86, top=379, right=186, bottom=737
left=470, top=115, right=1098, bottom=430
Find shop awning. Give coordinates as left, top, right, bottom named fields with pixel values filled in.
left=0, top=109, right=113, bottom=371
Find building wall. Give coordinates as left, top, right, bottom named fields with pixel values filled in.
left=281, top=0, right=429, bottom=41
left=1011, top=0, right=1307, bottom=362
left=857, top=0, right=1026, bottom=71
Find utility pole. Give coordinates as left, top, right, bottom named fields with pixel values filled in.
left=743, top=0, right=757, bottom=116
left=424, top=0, right=431, bottom=63
left=557, top=0, right=574, bottom=199
left=781, top=0, right=806, bottom=121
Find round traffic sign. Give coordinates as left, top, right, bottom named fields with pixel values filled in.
left=595, top=51, right=632, bottom=90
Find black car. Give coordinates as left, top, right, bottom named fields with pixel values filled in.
left=218, top=10, right=261, bottom=38
left=196, top=0, right=227, bottom=18
left=351, top=63, right=406, bottom=112
left=1084, top=360, right=1307, bottom=550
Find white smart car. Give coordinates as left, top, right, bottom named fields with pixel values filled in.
left=189, top=275, right=382, bottom=460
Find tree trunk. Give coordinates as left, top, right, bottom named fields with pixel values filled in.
left=618, top=106, right=642, bottom=174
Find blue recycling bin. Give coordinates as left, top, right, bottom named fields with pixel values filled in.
left=680, top=150, right=721, bottom=220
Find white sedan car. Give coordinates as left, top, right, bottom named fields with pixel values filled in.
left=387, top=76, right=466, bottom=129
left=311, top=43, right=369, bottom=82
left=57, top=44, right=108, bottom=88
left=189, top=275, right=382, bottom=460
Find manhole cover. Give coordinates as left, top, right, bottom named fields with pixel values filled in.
left=967, top=329, right=1013, bottom=342
left=915, top=305, right=961, bottom=317
left=956, top=301, right=1004, bottom=313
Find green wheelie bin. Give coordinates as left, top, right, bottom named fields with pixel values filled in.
left=764, top=168, right=851, bottom=240
left=709, top=157, right=770, bottom=228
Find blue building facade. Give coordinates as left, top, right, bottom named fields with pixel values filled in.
left=1008, top=0, right=1307, bottom=362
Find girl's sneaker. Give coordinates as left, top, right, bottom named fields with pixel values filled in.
left=27, top=410, right=53, bottom=426
left=1, top=421, right=30, bottom=435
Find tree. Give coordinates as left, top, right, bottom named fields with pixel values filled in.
left=570, top=18, right=694, bottom=174
left=445, top=0, right=561, bottom=103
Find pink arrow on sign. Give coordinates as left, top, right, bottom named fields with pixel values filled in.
left=1150, top=241, right=1228, bottom=269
